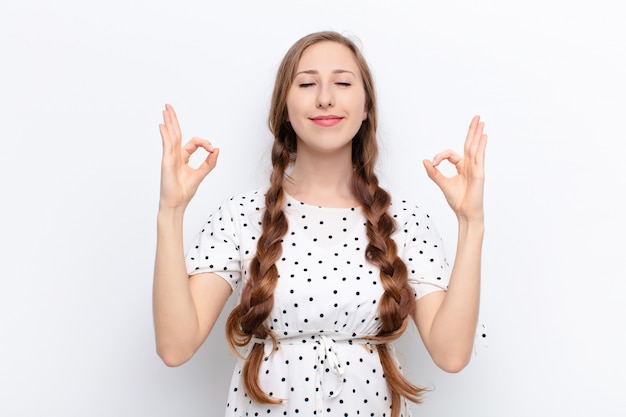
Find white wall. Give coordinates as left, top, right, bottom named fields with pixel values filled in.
left=1, top=0, right=624, bottom=416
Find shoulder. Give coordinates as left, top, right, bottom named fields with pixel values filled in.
left=217, top=186, right=268, bottom=214
left=388, top=196, right=433, bottom=226
left=205, top=187, right=268, bottom=238
left=388, top=196, right=447, bottom=252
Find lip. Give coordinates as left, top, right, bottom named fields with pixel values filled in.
left=310, top=115, right=343, bottom=127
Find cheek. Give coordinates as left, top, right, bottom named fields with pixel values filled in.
left=285, top=94, right=302, bottom=121
left=358, top=94, right=368, bottom=120
left=285, top=100, right=295, bottom=122
left=285, top=88, right=297, bottom=121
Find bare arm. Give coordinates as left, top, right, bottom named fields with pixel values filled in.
left=153, top=209, right=232, bottom=366
left=413, top=116, right=487, bottom=372
left=152, top=104, right=228, bottom=366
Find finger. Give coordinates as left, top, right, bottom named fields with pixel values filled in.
left=432, top=149, right=462, bottom=167
left=195, top=147, right=220, bottom=178
left=182, top=137, right=215, bottom=156
left=165, top=103, right=181, bottom=130
left=164, top=104, right=182, bottom=145
left=181, top=137, right=215, bottom=167
left=466, top=115, right=480, bottom=138
left=159, top=123, right=168, bottom=147
left=161, top=108, right=178, bottom=151
left=467, top=121, right=485, bottom=161
left=422, top=159, right=448, bottom=190
left=463, top=115, right=480, bottom=155
left=475, top=133, right=488, bottom=166
left=159, top=123, right=177, bottom=156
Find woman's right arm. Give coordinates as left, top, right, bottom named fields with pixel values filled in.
left=152, top=104, right=230, bottom=367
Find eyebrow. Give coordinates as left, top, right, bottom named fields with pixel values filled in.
left=295, top=69, right=356, bottom=76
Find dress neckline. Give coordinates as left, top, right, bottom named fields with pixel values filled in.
left=283, top=190, right=362, bottom=212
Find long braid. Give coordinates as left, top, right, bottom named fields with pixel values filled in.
left=225, top=140, right=291, bottom=404
left=352, top=140, right=427, bottom=415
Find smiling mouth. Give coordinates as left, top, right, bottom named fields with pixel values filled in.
left=311, top=115, right=343, bottom=126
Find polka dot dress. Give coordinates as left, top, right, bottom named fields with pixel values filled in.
left=186, top=188, right=450, bottom=416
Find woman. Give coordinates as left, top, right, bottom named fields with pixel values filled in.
left=153, top=31, right=487, bottom=417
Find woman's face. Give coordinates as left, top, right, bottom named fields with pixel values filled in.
left=286, top=41, right=368, bottom=156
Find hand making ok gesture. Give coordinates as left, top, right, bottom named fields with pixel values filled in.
left=158, top=104, right=219, bottom=210
left=423, top=116, right=488, bottom=222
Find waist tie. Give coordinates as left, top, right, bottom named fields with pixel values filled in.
left=251, top=331, right=384, bottom=415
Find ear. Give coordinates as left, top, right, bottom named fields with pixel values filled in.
left=362, top=109, right=368, bottom=121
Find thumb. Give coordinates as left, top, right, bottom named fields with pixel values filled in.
left=423, top=159, right=444, bottom=186
left=195, top=148, right=220, bottom=180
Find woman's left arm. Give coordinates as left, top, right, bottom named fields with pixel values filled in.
left=413, top=115, right=488, bottom=373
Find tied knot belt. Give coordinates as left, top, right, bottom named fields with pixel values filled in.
left=250, top=331, right=384, bottom=415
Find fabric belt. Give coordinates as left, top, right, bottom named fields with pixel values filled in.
left=251, top=331, right=384, bottom=415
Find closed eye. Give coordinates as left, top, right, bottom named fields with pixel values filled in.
left=299, top=82, right=316, bottom=88
left=336, top=82, right=351, bottom=87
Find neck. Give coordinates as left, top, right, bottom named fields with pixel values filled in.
left=284, top=144, right=358, bottom=208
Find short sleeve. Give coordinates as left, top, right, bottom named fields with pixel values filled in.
left=185, top=199, right=242, bottom=292
left=397, top=206, right=451, bottom=299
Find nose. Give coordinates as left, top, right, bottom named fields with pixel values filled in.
left=316, top=84, right=334, bottom=108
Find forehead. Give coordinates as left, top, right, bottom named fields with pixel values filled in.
left=296, top=41, right=360, bottom=73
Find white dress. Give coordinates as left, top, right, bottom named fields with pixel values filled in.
left=186, top=188, right=450, bottom=417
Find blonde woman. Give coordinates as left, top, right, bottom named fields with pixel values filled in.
left=153, top=31, right=487, bottom=417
